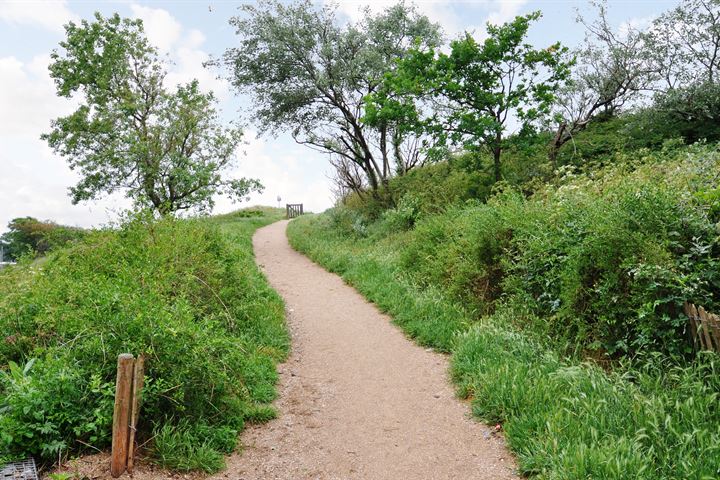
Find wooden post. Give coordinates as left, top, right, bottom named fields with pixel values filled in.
left=698, top=307, right=715, bottom=351
left=710, top=313, right=720, bottom=352
left=684, top=302, right=698, bottom=350
left=111, top=354, right=134, bottom=478
left=126, top=355, right=145, bottom=473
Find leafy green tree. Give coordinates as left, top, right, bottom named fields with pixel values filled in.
left=0, top=217, right=86, bottom=260
left=637, top=81, right=720, bottom=144
left=43, top=13, right=261, bottom=215
left=218, top=0, right=441, bottom=196
left=637, top=0, right=720, bottom=144
left=365, top=12, right=571, bottom=182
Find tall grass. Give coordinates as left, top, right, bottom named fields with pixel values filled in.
left=0, top=208, right=288, bottom=471
left=287, top=143, right=720, bottom=478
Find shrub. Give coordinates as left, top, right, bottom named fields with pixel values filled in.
left=0, top=211, right=288, bottom=469
left=399, top=144, right=720, bottom=356
left=638, top=82, right=720, bottom=145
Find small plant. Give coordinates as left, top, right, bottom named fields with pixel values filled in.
left=47, top=473, right=74, bottom=480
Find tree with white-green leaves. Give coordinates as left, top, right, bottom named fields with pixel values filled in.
left=639, top=0, right=720, bottom=143
left=645, top=0, right=720, bottom=88
left=550, top=0, right=720, bottom=163
left=218, top=0, right=442, bottom=197
left=548, top=1, right=654, bottom=166
left=43, top=13, right=261, bottom=215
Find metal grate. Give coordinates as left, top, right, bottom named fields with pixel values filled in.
left=0, top=459, right=38, bottom=480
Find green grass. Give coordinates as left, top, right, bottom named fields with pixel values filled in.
left=0, top=207, right=288, bottom=472
left=287, top=167, right=720, bottom=479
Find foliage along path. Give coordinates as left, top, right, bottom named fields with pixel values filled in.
left=212, top=220, right=517, bottom=479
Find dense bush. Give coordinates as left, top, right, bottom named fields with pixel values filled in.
left=396, top=143, right=720, bottom=356
left=635, top=82, right=720, bottom=146
left=0, top=210, right=288, bottom=470
left=338, top=160, right=489, bottom=222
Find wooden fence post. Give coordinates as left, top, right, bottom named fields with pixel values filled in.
left=698, top=307, right=715, bottom=351
left=111, top=354, right=134, bottom=478
left=126, top=354, right=145, bottom=473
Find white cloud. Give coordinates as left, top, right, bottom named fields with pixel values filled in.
left=0, top=0, right=78, bottom=33
left=618, top=14, right=655, bottom=38
left=330, top=0, right=463, bottom=35
left=213, top=132, right=334, bottom=215
left=486, top=0, right=528, bottom=26
left=0, top=131, right=132, bottom=232
left=0, top=54, right=74, bottom=137
left=130, top=4, right=182, bottom=52
left=130, top=4, right=229, bottom=97
left=165, top=45, right=230, bottom=99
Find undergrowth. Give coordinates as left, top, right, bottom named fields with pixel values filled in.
left=0, top=208, right=288, bottom=472
left=287, top=143, right=720, bottom=479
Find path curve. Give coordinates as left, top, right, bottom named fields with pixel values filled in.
left=212, top=220, right=517, bottom=480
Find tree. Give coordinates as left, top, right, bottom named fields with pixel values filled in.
left=43, top=13, right=261, bottom=215
left=644, top=0, right=720, bottom=88
left=548, top=1, right=653, bottom=166
left=0, top=217, right=86, bottom=260
left=218, top=0, right=441, bottom=196
left=365, top=12, right=571, bottom=182
left=636, top=0, right=720, bottom=144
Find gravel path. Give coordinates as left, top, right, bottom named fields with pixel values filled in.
left=212, top=220, right=517, bottom=480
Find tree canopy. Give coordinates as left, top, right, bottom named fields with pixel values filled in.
left=218, top=0, right=442, bottom=196
left=364, top=12, right=571, bottom=181
left=43, top=13, right=261, bottom=215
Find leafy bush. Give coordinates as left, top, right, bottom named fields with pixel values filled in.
left=400, top=144, right=720, bottom=356
left=637, top=82, right=720, bottom=145
left=388, top=161, right=490, bottom=213
left=0, top=211, right=288, bottom=469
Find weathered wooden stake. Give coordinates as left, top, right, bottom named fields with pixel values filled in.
left=698, top=307, right=714, bottom=351
left=126, top=355, right=145, bottom=474
left=111, top=354, right=134, bottom=478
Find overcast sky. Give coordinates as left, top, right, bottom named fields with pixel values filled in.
left=0, top=0, right=677, bottom=232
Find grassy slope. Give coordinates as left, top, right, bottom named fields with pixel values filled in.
left=0, top=208, right=288, bottom=472
left=287, top=153, right=720, bottom=479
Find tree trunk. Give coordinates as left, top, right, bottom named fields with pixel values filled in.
left=549, top=122, right=567, bottom=171
left=365, top=162, right=380, bottom=193
left=492, top=131, right=502, bottom=182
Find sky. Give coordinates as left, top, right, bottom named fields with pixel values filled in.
left=0, top=0, right=678, bottom=232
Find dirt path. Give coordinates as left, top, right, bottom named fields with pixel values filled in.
left=211, top=220, right=517, bottom=479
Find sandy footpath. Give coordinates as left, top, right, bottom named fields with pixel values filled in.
left=52, top=220, right=516, bottom=480
left=211, top=220, right=517, bottom=479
